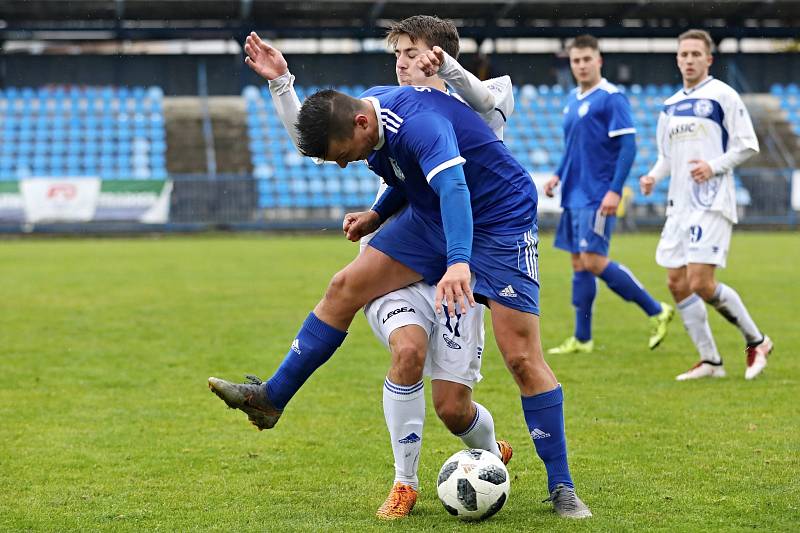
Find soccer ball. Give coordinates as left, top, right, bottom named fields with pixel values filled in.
left=436, top=449, right=510, bottom=521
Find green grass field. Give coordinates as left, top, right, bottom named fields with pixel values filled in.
left=1, top=232, right=798, bottom=531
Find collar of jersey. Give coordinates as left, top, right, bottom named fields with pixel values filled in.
left=682, top=75, right=714, bottom=95
left=363, top=97, right=385, bottom=150
left=576, top=78, right=607, bottom=100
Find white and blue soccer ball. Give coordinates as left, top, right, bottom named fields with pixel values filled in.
left=436, top=449, right=510, bottom=521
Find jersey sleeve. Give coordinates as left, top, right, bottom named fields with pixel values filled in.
left=268, top=72, right=302, bottom=151
left=606, top=93, right=636, bottom=138
left=438, top=51, right=495, bottom=114
left=397, top=112, right=465, bottom=182
left=481, top=76, right=514, bottom=140
left=707, top=90, right=759, bottom=175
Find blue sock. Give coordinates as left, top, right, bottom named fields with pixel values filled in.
left=521, top=385, right=573, bottom=492
left=572, top=271, right=596, bottom=342
left=265, top=312, right=347, bottom=409
left=599, top=261, right=662, bottom=317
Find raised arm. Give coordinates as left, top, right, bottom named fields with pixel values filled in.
left=244, top=32, right=303, bottom=151
left=419, top=47, right=495, bottom=114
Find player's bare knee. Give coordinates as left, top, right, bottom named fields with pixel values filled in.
left=666, top=273, right=689, bottom=300
left=388, top=341, right=425, bottom=384
left=324, top=269, right=363, bottom=314
left=434, top=400, right=473, bottom=433
left=503, top=352, right=535, bottom=379
left=690, top=278, right=717, bottom=301
left=581, top=254, right=608, bottom=275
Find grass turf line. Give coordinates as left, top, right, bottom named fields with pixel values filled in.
left=0, top=233, right=798, bottom=531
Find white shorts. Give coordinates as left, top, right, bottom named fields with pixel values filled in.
left=656, top=211, right=732, bottom=269
left=364, top=281, right=484, bottom=388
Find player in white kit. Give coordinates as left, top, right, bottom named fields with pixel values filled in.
left=640, top=29, right=773, bottom=381
left=241, top=16, right=564, bottom=520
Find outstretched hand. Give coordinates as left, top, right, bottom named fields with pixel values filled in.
left=244, top=31, right=289, bottom=81
left=417, top=46, right=446, bottom=77
left=342, top=210, right=381, bottom=242
left=435, top=262, right=475, bottom=317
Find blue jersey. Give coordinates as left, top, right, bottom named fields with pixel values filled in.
left=557, top=79, right=636, bottom=208
left=361, top=85, right=536, bottom=234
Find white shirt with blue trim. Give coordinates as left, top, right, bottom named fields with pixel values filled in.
left=649, top=77, right=759, bottom=223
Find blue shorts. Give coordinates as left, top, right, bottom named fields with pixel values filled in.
left=554, top=207, right=616, bottom=256
left=369, top=208, right=540, bottom=315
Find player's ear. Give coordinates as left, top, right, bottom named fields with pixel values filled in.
left=354, top=113, right=369, bottom=130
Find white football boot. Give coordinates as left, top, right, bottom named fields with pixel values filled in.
left=745, top=335, right=773, bottom=380
left=676, top=360, right=726, bottom=381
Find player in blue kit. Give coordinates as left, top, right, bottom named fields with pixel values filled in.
left=544, top=35, right=674, bottom=355
left=210, top=83, right=592, bottom=517
left=241, top=17, right=515, bottom=519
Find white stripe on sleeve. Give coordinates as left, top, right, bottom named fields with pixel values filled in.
left=608, top=127, right=636, bottom=138
left=425, top=156, right=466, bottom=182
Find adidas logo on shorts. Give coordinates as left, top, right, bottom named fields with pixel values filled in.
left=499, top=285, right=518, bottom=298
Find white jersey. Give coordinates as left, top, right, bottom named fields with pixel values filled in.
left=649, top=77, right=758, bottom=223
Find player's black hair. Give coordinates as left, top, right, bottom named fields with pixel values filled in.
left=295, top=89, right=364, bottom=159
left=566, top=34, right=600, bottom=52
left=386, top=15, right=460, bottom=59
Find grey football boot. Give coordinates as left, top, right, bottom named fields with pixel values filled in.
left=544, top=484, right=593, bottom=519
left=208, top=375, right=282, bottom=430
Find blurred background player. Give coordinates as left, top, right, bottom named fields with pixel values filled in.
left=640, top=29, right=773, bottom=381
left=544, top=35, right=674, bottom=355
left=239, top=17, right=516, bottom=519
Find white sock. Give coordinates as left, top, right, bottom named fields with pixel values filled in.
left=677, top=294, right=722, bottom=364
left=383, top=378, right=425, bottom=490
left=708, top=283, right=763, bottom=345
left=455, top=402, right=501, bottom=459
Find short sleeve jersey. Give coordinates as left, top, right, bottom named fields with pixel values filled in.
left=559, top=79, right=636, bottom=208
left=361, top=85, right=536, bottom=234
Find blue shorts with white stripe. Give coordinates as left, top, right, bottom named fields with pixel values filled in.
left=369, top=208, right=540, bottom=315
left=554, top=207, right=617, bottom=256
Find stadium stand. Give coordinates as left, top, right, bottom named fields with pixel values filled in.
left=0, top=86, right=168, bottom=181
left=244, top=85, right=376, bottom=209
left=774, top=83, right=800, bottom=137
left=243, top=83, right=757, bottom=211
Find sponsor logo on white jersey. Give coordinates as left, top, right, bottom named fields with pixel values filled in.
left=530, top=428, right=551, bottom=439
left=499, top=285, right=518, bottom=298
left=291, top=338, right=301, bottom=355
left=692, top=176, right=722, bottom=207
